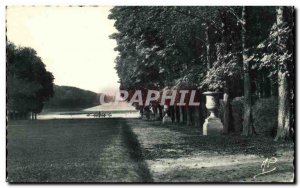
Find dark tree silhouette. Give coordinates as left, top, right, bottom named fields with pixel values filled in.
left=7, top=42, right=54, bottom=119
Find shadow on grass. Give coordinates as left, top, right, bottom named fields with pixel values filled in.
left=122, top=124, right=153, bottom=182
left=141, top=120, right=294, bottom=158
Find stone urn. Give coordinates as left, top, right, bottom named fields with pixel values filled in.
left=162, top=105, right=172, bottom=124
left=202, top=91, right=223, bottom=135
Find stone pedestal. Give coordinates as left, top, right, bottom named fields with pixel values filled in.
left=203, top=117, right=223, bottom=135
left=162, top=114, right=172, bottom=124
left=202, top=91, right=223, bottom=135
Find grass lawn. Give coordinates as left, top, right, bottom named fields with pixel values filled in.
left=7, top=118, right=145, bottom=182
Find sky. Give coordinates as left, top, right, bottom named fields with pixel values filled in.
left=6, top=6, right=119, bottom=94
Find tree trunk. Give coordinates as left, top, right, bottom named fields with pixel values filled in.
left=199, top=95, right=206, bottom=127
left=174, top=105, right=179, bottom=123
left=170, top=106, right=175, bottom=123
left=271, top=79, right=279, bottom=97
left=223, top=93, right=230, bottom=134
left=194, top=106, right=200, bottom=127
left=205, top=23, right=211, bottom=69
left=155, top=106, right=159, bottom=120
left=179, top=106, right=184, bottom=123
left=140, top=106, right=144, bottom=118
left=275, top=6, right=291, bottom=141
left=186, top=106, right=192, bottom=126
left=275, top=72, right=290, bottom=140
left=154, top=106, right=157, bottom=120
left=242, top=71, right=253, bottom=136
left=241, top=6, right=254, bottom=136
left=191, top=107, right=195, bottom=126
left=158, top=106, right=163, bottom=120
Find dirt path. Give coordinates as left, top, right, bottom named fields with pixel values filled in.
left=126, top=119, right=294, bottom=182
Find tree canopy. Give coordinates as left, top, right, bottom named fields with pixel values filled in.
left=7, top=42, right=54, bottom=117
left=109, top=7, right=279, bottom=96
left=43, top=85, right=100, bottom=110
left=109, top=6, right=294, bottom=140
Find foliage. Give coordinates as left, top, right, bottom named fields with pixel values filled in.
left=251, top=17, right=293, bottom=77
left=109, top=6, right=294, bottom=138
left=252, top=97, right=278, bottom=136
left=109, top=7, right=217, bottom=96
left=201, top=7, right=276, bottom=93
left=109, top=7, right=280, bottom=98
left=7, top=42, right=54, bottom=115
left=201, top=49, right=242, bottom=91
left=44, top=85, right=100, bottom=110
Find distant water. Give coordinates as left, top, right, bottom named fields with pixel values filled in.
left=38, top=111, right=140, bottom=120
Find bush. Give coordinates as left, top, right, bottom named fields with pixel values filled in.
left=218, top=96, right=277, bottom=136
left=217, top=96, right=243, bottom=133
left=252, top=97, right=278, bottom=137
left=231, top=97, right=244, bottom=133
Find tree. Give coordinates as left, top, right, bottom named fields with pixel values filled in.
left=109, top=7, right=225, bottom=126
left=241, top=6, right=254, bottom=136
left=7, top=42, right=54, bottom=119
left=252, top=6, right=295, bottom=140
left=274, top=6, right=294, bottom=141
left=248, top=6, right=293, bottom=140
left=200, top=7, right=276, bottom=136
left=44, top=85, right=100, bottom=110
left=109, top=6, right=294, bottom=137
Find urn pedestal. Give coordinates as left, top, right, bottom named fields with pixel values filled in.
left=202, top=91, right=223, bottom=135
left=162, top=105, right=172, bottom=124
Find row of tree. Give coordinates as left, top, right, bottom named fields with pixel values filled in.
left=7, top=42, right=54, bottom=120
left=108, top=6, right=294, bottom=140
left=43, top=85, right=100, bottom=110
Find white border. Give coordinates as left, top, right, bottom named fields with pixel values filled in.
left=1, top=0, right=299, bottom=6
left=1, top=0, right=298, bottom=187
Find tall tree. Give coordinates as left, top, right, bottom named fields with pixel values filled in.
left=241, top=6, right=254, bottom=136
left=250, top=6, right=293, bottom=140
left=274, top=6, right=293, bottom=141
left=109, top=6, right=294, bottom=137
left=7, top=42, right=54, bottom=119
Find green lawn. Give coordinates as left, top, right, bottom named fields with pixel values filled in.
left=7, top=119, right=144, bottom=182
